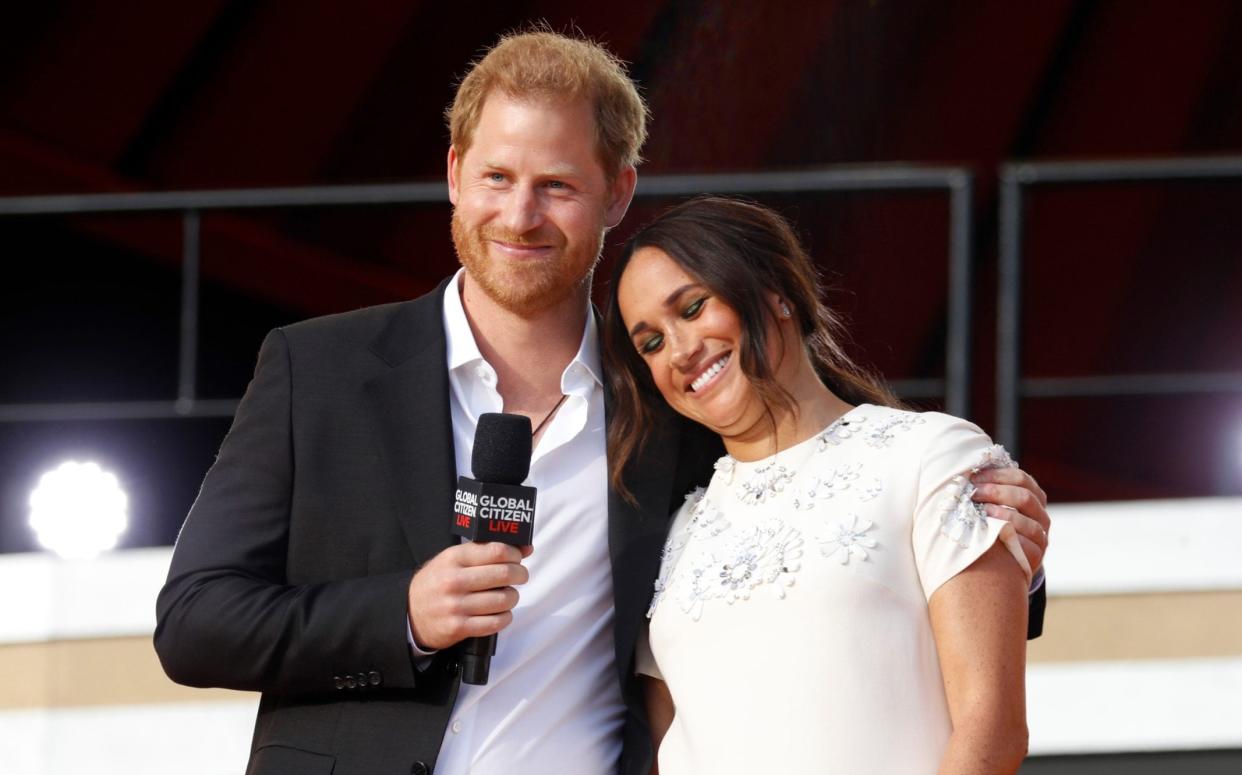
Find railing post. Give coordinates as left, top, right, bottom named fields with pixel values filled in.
left=177, top=209, right=201, bottom=415
left=996, top=166, right=1027, bottom=454
left=945, top=171, right=974, bottom=419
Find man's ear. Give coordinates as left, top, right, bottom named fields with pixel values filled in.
left=447, top=146, right=461, bottom=206
left=604, top=165, right=638, bottom=229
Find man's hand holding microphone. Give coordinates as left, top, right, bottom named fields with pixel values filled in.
left=406, top=413, right=537, bottom=684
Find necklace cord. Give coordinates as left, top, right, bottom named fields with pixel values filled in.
left=531, top=393, right=569, bottom=437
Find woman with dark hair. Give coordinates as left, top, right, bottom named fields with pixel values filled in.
left=604, top=197, right=1033, bottom=774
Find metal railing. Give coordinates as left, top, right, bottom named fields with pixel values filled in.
left=996, top=155, right=1242, bottom=453
left=0, top=166, right=976, bottom=423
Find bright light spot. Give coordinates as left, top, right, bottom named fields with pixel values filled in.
left=28, top=461, right=129, bottom=559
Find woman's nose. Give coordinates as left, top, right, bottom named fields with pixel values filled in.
left=668, top=328, right=703, bottom=371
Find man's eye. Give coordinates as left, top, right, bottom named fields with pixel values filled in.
left=639, top=334, right=663, bottom=354
left=488, top=173, right=505, bottom=182
left=683, top=297, right=706, bottom=318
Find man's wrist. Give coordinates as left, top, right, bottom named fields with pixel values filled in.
left=407, top=616, right=438, bottom=668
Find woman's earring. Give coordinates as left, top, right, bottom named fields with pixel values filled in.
left=780, top=302, right=792, bottom=319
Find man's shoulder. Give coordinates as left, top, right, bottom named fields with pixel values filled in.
left=281, top=300, right=409, bottom=341
left=278, top=281, right=449, bottom=350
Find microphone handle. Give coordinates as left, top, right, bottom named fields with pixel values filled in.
left=461, top=633, right=497, bottom=685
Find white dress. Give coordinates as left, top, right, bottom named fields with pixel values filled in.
left=636, top=404, right=1031, bottom=774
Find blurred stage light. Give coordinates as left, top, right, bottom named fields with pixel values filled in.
left=28, top=460, right=129, bottom=559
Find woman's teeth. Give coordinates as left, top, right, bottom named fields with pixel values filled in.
left=690, top=355, right=729, bottom=392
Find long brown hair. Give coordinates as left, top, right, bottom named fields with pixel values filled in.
left=603, top=196, right=898, bottom=501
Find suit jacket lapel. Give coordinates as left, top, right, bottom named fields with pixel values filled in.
left=605, top=392, right=682, bottom=687
left=364, top=278, right=460, bottom=567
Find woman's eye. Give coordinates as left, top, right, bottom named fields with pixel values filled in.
left=639, top=334, right=664, bottom=354
left=683, top=297, right=706, bottom=318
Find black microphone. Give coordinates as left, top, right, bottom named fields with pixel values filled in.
left=451, top=412, right=537, bottom=685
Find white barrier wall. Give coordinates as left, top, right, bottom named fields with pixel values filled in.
left=1, top=498, right=1240, bottom=773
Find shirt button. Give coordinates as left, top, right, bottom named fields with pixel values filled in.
left=451, top=720, right=462, bottom=734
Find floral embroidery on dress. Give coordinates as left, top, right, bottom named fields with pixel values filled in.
left=736, top=460, right=795, bottom=505
left=713, top=455, right=736, bottom=484
left=938, top=444, right=1016, bottom=546
left=674, top=518, right=804, bottom=621
left=971, top=444, right=1016, bottom=474
left=792, top=463, right=862, bottom=510
left=663, top=490, right=703, bottom=554
left=856, top=477, right=883, bottom=502
left=818, top=515, right=877, bottom=564
left=862, top=413, right=925, bottom=448
left=650, top=488, right=732, bottom=617
left=815, top=414, right=867, bottom=449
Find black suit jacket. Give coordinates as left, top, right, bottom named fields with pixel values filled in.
left=154, top=279, right=722, bottom=775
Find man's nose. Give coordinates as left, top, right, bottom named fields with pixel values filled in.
left=500, top=185, right=543, bottom=235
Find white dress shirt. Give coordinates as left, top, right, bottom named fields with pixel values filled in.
left=431, top=270, right=623, bottom=774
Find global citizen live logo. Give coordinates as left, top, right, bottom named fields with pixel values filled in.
left=451, top=477, right=536, bottom=545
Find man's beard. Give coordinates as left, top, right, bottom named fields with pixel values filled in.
left=451, top=211, right=604, bottom=317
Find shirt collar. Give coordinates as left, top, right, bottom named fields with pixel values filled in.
left=442, top=268, right=603, bottom=392
left=443, top=268, right=484, bottom=373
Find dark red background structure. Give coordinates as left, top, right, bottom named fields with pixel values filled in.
left=1, top=1, right=1240, bottom=552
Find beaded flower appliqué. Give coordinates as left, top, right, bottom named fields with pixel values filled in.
left=863, top=413, right=925, bottom=448
left=735, top=460, right=795, bottom=505
left=675, top=517, right=804, bottom=620
left=815, top=414, right=866, bottom=449
left=939, top=444, right=1017, bottom=546
left=818, top=515, right=877, bottom=564
left=649, top=488, right=731, bottom=616
left=792, top=462, right=861, bottom=510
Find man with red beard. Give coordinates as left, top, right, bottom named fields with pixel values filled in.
left=155, top=30, right=1050, bottom=775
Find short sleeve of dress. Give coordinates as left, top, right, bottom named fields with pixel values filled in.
left=634, top=621, right=663, bottom=680
left=912, top=415, right=1032, bottom=600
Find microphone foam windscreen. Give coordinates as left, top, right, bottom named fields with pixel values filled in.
left=471, top=412, right=533, bottom=484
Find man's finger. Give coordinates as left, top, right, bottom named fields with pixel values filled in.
left=459, top=562, right=529, bottom=593
left=459, top=586, right=521, bottom=616
left=460, top=611, right=514, bottom=639
left=982, top=503, right=1047, bottom=572
left=1015, top=535, right=1043, bottom=575
left=973, top=483, right=1051, bottom=531
left=982, top=504, right=1047, bottom=547
left=971, top=467, right=1047, bottom=506
left=457, top=541, right=525, bottom=567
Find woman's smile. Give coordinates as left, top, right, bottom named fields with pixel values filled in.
left=687, top=352, right=731, bottom=393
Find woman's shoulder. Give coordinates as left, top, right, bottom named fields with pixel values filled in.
left=822, top=403, right=964, bottom=451
left=843, top=405, right=1012, bottom=473
left=853, top=404, right=987, bottom=442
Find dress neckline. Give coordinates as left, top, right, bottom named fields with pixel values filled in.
left=718, top=403, right=872, bottom=474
